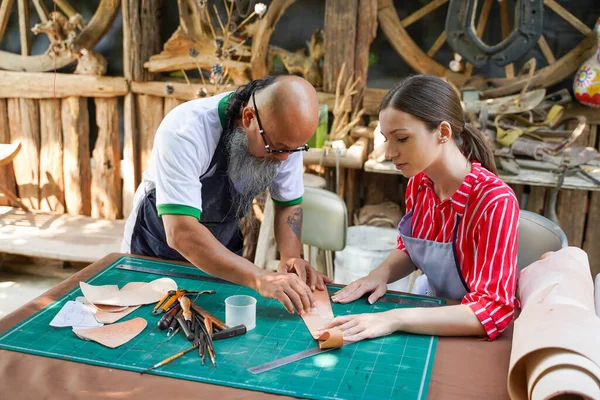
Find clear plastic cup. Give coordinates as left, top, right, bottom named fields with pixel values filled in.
left=225, top=295, right=257, bottom=331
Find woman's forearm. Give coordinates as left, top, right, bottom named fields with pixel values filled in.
left=370, top=249, right=416, bottom=284
left=388, top=304, right=485, bottom=337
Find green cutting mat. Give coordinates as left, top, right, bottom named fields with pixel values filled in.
left=0, top=256, right=443, bottom=400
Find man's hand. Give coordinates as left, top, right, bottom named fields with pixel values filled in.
left=256, top=272, right=316, bottom=314
left=278, top=258, right=331, bottom=291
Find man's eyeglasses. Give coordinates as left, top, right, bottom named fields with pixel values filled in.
left=252, top=91, right=309, bottom=154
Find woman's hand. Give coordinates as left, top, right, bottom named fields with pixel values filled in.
left=331, top=273, right=388, bottom=304
left=320, top=312, right=399, bottom=342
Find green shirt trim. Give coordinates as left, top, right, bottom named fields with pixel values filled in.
left=272, top=197, right=303, bottom=207
left=218, top=93, right=234, bottom=129
left=157, top=204, right=201, bottom=221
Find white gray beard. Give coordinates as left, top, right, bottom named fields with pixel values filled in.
left=226, top=126, right=281, bottom=220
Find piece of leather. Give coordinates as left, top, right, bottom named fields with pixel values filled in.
left=93, top=304, right=130, bottom=313
left=94, top=305, right=141, bottom=324
left=92, top=282, right=145, bottom=323
left=300, top=289, right=343, bottom=349
left=72, top=317, right=147, bottom=348
left=507, top=247, right=600, bottom=400
left=80, top=278, right=177, bottom=306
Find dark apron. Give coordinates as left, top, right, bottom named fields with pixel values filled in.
left=130, top=123, right=244, bottom=261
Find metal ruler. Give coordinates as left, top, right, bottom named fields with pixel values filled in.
left=116, top=264, right=231, bottom=285
left=116, top=264, right=444, bottom=307
left=248, top=346, right=337, bottom=374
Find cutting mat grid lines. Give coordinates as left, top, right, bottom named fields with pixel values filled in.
left=0, top=256, right=441, bottom=400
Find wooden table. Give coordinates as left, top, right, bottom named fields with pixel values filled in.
left=0, top=253, right=513, bottom=399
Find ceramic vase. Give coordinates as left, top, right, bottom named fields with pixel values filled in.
left=574, top=17, right=600, bottom=108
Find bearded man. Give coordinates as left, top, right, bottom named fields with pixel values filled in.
left=121, top=75, right=329, bottom=314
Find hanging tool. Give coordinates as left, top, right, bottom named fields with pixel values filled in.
left=140, top=342, right=199, bottom=374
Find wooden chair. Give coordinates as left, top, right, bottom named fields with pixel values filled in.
left=0, top=141, right=29, bottom=212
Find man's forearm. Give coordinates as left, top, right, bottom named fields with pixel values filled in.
left=274, top=203, right=303, bottom=260
left=170, top=219, right=267, bottom=290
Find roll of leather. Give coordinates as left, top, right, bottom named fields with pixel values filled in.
left=507, top=247, right=600, bottom=399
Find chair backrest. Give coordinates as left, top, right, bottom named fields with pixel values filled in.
left=301, top=187, right=347, bottom=251
left=517, top=210, right=568, bottom=270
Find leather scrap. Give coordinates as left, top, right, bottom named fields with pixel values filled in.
left=73, top=317, right=147, bottom=348
left=300, top=289, right=343, bottom=349
left=80, top=278, right=177, bottom=307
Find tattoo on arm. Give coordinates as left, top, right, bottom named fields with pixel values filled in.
left=286, top=207, right=303, bottom=241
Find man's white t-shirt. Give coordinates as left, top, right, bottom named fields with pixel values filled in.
left=121, top=91, right=304, bottom=252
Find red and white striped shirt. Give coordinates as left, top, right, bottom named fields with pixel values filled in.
left=397, top=162, right=519, bottom=340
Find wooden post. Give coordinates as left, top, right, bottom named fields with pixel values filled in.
left=62, top=97, right=91, bottom=216
left=346, top=169, right=358, bottom=225
left=39, top=99, right=65, bottom=213
left=163, top=97, right=183, bottom=116
left=136, top=94, right=164, bottom=174
left=353, top=0, right=378, bottom=109
left=122, top=0, right=163, bottom=218
left=122, top=0, right=141, bottom=218
left=8, top=98, right=40, bottom=210
left=323, top=0, right=358, bottom=93
left=140, top=0, right=162, bottom=82
left=556, top=119, right=594, bottom=246
left=557, top=189, right=588, bottom=247
left=92, top=97, right=121, bottom=219
left=526, top=186, right=546, bottom=214
left=0, top=98, right=17, bottom=207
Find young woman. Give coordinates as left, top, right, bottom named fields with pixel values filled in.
left=324, top=75, right=519, bottom=342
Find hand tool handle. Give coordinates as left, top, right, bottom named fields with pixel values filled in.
left=176, top=314, right=195, bottom=341
left=189, top=301, right=227, bottom=330
left=180, top=296, right=193, bottom=320
left=212, top=324, right=247, bottom=341
left=161, top=290, right=185, bottom=312
left=153, top=293, right=170, bottom=314
left=157, top=304, right=181, bottom=330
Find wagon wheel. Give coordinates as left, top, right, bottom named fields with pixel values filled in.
left=378, top=0, right=597, bottom=98
left=0, top=0, right=120, bottom=72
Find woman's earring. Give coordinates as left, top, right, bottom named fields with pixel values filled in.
left=440, top=137, right=449, bottom=144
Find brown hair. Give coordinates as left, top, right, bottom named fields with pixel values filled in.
left=379, top=74, right=497, bottom=175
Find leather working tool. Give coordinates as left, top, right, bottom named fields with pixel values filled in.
left=140, top=342, right=199, bottom=374
left=157, top=304, right=181, bottom=330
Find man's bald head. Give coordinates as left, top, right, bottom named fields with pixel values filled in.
left=254, top=76, right=320, bottom=149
